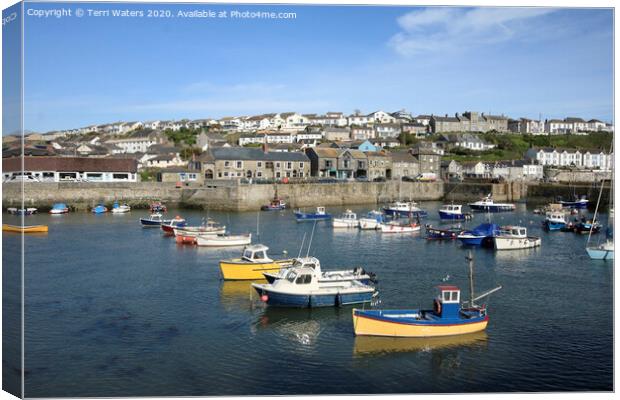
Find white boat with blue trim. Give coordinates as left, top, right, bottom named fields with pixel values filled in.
left=262, top=257, right=376, bottom=285
left=252, top=256, right=377, bottom=308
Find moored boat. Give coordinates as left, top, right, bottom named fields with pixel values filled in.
left=49, top=203, right=69, bottom=214
left=173, top=219, right=226, bottom=237
left=383, top=201, right=428, bottom=218
left=493, top=226, right=541, bottom=250
left=140, top=213, right=165, bottom=227
left=358, top=210, right=384, bottom=230
left=332, top=210, right=358, bottom=228
left=196, top=233, right=252, bottom=247
left=379, top=220, right=421, bottom=233
left=457, top=223, right=500, bottom=246
left=559, top=195, right=589, bottom=209
left=586, top=167, right=613, bottom=260
left=468, top=195, right=515, bottom=212
left=3, top=224, right=48, bottom=233
left=574, top=218, right=602, bottom=234
left=150, top=201, right=167, bottom=213
left=438, top=204, right=472, bottom=220
left=263, top=258, right=376, bottom=285
left=111, top=202, right=131, bottom=213
left=91, top=204, right=108, bottom=214
left=160, top=216, right=187, bottom=235
left=261, top=197, right=287, bottom=211
left=294, top=206, right=332, bottom=222
left=352, top=251, right=501, bottom=337
left=8, top=207, right=38, bottom=215
left=252, top=256, right=377, bottom=308
left=219, top=244, right=293, bottom=280
left=542, top=211, right=567, bottom=231
left=425, top=224, right=464, bottom=240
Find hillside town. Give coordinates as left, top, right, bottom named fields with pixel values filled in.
left=2, top=110, right=614, bottom=185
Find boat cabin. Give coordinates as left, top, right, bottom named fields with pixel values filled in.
left=546, top=212, right=566, bottom=222
left=316, top=207, right=326, bottom=215
left=440, top=204, right=462, bottom=213
left=499, top=226, right=527, bottom=238
left=242, top=244, right=273, bottom=263
left=435, top=285, right=461, bottom=318
left=273, top=257, right=322, bottom=290
left=341, top=210, right=357, bottom=219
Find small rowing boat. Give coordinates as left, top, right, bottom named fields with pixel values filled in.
left=3, top=224, right=48, bottom=233
left=49, top=203, right=69, bottom=214
left=425, top=224, right=464, bottom=240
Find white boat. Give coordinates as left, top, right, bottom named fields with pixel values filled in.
left=543, top=211, right=568, bottom=231
left=252, top=257, right=376, bottom=308
left=173, top=220, right=226, bottom=237
left=196, top=233, right=252, bottom=247
left=358, top=210, right=384, bottom=230
left=332, top=210, right=358, bottom=228
left=379, top=220, right=421, bottom=233
left=468, top=195, right=516, bottom=212
left=263, top=257, right=376, bottom=285
left=493, top=226, right=541, bottom=250
left=111, top=203, right=131, bottom=213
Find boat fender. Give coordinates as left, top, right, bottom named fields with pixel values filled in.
left=260, top=295, right=268, bottom=302
left=434, top=298, right=442, bottom=315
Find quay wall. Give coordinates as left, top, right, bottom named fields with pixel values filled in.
left=3, top=181, right=608, bottom=211
left=3, top=181, right=444, bottom=212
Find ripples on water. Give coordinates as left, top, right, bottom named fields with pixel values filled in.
left=3, top=202, right=612, bottom=396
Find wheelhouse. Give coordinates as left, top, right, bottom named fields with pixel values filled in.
left=242, top=245, right=273, bottom=263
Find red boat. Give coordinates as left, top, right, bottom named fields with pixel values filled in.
left=150, top=201, right=167, bottom=213
left=176, top=234, right=197, bottom=245
left=161, top=216, right=187, bottom=235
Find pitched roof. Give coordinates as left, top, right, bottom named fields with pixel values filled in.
left=390, top=151, right=418, bottom=163
left=308, top=147, right=340, bottom=158
left=3, top=156, right=137, bottom=172
left=210, top=147, right=309, bottom=162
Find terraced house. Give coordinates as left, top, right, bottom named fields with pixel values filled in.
left=193, top=147, right=310, bottom=180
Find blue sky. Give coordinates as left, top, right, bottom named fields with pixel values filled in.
left=15, top=3, right=614, bottom=133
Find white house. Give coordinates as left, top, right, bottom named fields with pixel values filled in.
left=350, top=126, right=375, bottom=141
left=367, top=110, right=397, bottom=124
left=239, top=134, right=264, bottom=146
left=415, top=115, right=432, bottom=126
left=260, top=132, right=294, bottom=144
left=279, top=112, right=309, bottom=131
left=143, top=120, right=162, bottom=130
left=295, top=131, right=323, bottom=142
left=374, top=123, right=401, bottom=138
left=104, top=131, right=162, bottom=154
left=587, top=119, right=607, bottom=131
left=348, top=114, right=372, bottom=126
left=545, top=119, right=573, bottom=134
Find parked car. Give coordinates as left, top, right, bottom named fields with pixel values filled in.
left=355, top=176, right=369, bottom=182
left=373, top=177, right=386, bottom=182
left=401, top=176, right=417, bottom=182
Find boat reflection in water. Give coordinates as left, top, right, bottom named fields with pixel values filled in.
left=492, top=246, right=541, bottom=261
left=353, top=331, right=488, bottom=357
left=220, top=281, right=257, bottom=311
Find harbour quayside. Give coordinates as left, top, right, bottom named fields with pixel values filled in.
left=352, top=251, right=501, bottom=337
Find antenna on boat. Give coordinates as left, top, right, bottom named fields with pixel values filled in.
left=306, top=221, right=317, bottom=257
left=298, top=232, right=307, bottom=258
left=256, top=211, right=260, bottom=240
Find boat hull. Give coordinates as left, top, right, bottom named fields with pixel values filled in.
left=3, top=224, right=48, bottom=233
left=586, top=247, right=614, bottom=260
left=468, top=204, right=515, bottom=212
left=352, top=309, right=489, bottom=337
left=493, top=236, right=541, bottom=250
left=196, top=234, right=252, bottom=247
left=380, top=224, right=420, bottom=233
left=49, top=209, right=69, bottom=214
left=140, top=219, right=162, bottom=227
left=332, top=219, right=358, bottom=228
left=560, top=200, right=589, bottom=209
left=438, top=210, right=466, bottom=220
left=295, top=212, right=332, bottom=222
left=383, top=209, right=428, bottom=218
left=219, top=259, right=292, bottom=280
left=543, top=221, right=565, bottom=231
left=253, top=286, right=374, bottom=308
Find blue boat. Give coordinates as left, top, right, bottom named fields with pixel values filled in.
left=91, top=204, right=108, bottom=214
left=468, top=195, right=515, bottom=212
left=140, top=213, right=165, bottom=227
left=294, top=206, right=332, bottom=222
left=542, top=211, right=567, bottom=231
left=438, top=204, right=472, bottom=220
left=252, top=257, right=376, bottom=308
left=558, top=195, right=589, bottom=209
left=383, top=201, right=428, bottom=218
left=457, top=223, right=500, bottom=246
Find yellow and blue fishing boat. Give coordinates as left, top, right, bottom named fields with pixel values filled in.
left=352, top=251, right=501, bottom=337
left=219, top=244, right=293, bottom=280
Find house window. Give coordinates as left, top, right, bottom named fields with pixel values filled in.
left=286, top=162, right=292, bottom=169
left=257, top=171, right=262, bottom=177
left=325, top=160, right=333, bottom=168
left=224, top=172, right=229, bottom=177
left=189, top=173, right=197, bottom=180
left=112, top=173, right=129, bottom=180
left=299, top=162, right=304, bottom=169
left=224, top=161, right=230, bottom=167
left=257, top=161, right=262, bottom=167
left=276, top=162, right=281, bottom=168
left=276, top=172, right=281, bottom=178
left=236, top=161, right=243, bottom=169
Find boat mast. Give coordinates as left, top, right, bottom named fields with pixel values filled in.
left=467, top=250, right=475, bottom=307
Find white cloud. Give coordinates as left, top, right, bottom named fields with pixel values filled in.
left=389, top=7, right=555, bottom=56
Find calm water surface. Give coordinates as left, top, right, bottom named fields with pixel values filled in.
left=3, top=202, right=613, bottom=396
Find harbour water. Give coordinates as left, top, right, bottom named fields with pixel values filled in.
left=4, top=202, right=613, bottom=396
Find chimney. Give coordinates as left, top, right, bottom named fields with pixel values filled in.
left=262, top=135, right=269, bottom=153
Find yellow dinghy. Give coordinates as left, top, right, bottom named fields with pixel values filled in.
left=3, top=224, right=48, bottom=233
left=219, top=244, right=293, bottom=280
